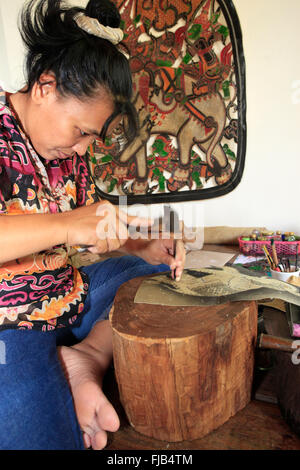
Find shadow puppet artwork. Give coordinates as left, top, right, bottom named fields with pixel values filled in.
left=134, top=266, right=300, bottom=307
left=89, top=0, right=246, bottom=204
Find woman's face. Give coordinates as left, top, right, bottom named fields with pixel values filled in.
left=23, top=77, right=118, bottom=160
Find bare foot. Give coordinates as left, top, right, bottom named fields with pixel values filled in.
left=58, top=342, right=120, bottom=450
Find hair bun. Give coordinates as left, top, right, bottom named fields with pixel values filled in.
left=85, top=0, right=121, bottom=28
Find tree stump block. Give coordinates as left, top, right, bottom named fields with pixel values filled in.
left=110, top=275, right=258, bottom=442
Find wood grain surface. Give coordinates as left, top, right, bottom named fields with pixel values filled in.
left=110, top=275, right=258, bottom=442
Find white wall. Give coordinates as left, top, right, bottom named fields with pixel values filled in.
left=0, top=0, right=26, bottom=92
left=1, top=0, right=299, bottom=234
left=0, top=0, right=88, bottom=91
left=202, top=0, right=300, bottom=234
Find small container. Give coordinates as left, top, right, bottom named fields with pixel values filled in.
left=270, top=266, right=300, bottom=282
left=287, top=232, right=296, bottom=241
left=251, top=230, right=261, bottom=239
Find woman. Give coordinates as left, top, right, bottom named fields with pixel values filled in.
left=0, top=0, right=185, bottom=450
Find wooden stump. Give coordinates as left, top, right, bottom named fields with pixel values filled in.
left=110, top=275, right=258, bottom=442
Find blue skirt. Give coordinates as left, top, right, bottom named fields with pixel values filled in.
left=0, top=256, right=169, bottom=449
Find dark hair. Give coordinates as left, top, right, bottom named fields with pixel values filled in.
left=19, top=0, right=138, bottom=142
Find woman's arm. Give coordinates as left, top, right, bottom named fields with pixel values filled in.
left=0, top=213, right=67, bottom=263
left=0, top=200, right=151, bottom=264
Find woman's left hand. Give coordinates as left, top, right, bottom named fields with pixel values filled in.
left=126, top=237, right=186, bottom=281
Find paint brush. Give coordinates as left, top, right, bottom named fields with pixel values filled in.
left=271, top=239, right=279, bottom=268
left=262, top=244, right=275, bottom=270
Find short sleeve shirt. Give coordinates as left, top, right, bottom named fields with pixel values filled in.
left=0, top=88, right=98, bottom=331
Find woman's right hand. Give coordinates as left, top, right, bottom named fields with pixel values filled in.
left=63, top=200, right=151, bottom=254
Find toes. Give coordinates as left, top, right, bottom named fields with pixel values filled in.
left=82, top=432, right=91, bottom=449
left=90, top=429, right=108, bottom=450
left=97, top=400, right=120, bottom=433
left=81, top=393, right=120, bottom=450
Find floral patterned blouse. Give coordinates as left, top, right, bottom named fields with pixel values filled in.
left=0, top=87, right=98, bottom=331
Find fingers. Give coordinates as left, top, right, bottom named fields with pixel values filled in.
left=120, top=211, right=153, bottom=229
left=72, top=201, right=187, bottom=262
left=172, top=239, right=186, bottom=281
left=160, top=237, right=185, bottom=281
left=146, top=237, right=186, bottom=281
left=90, top=203, right=129, bottom=252
left=96, top=203, right=152, bottom=242
left=71, top=201, right=153, bottom=253
left=97, top=202, right=152, bottom=230
left=157, top=249, right=177, bottom=268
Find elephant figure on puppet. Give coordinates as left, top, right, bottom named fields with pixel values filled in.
left=115, top=67, right=231, bottom=194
